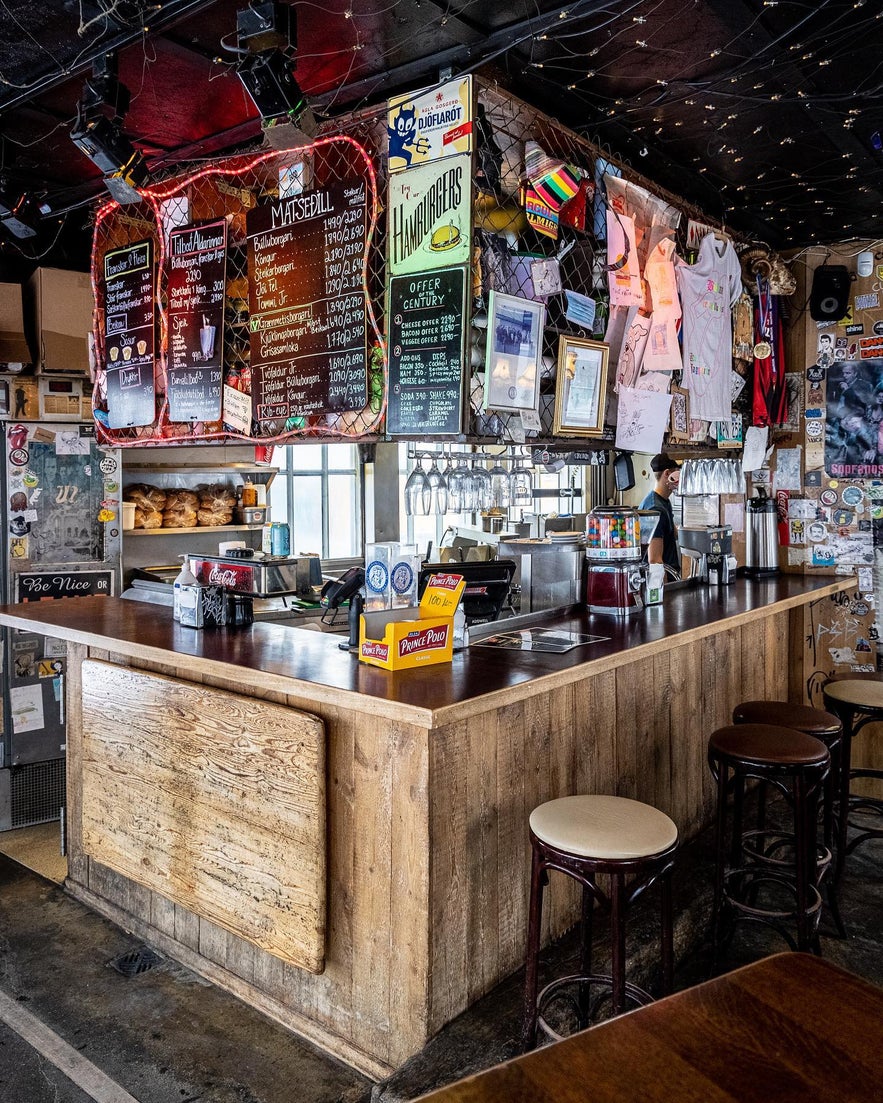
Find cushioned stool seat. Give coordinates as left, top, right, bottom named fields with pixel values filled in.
left=708, top=724, right=830, bottom=956
left=529, top=795, right=679, bottom=859
left=522, top=795, right=678, bottom=1051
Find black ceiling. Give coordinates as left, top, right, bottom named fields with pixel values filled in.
left=0, top=0, right=881, bottom=268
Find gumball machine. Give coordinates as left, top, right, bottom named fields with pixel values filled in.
left=585, top=506, right=645, bottom=616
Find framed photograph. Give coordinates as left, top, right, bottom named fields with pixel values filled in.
left=552, top=335, right=609, bottom=436
left=669, top=385, right=690, bottom=442
left=484, top=290, right=545, bottom=413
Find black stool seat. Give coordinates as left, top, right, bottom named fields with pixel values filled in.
left=708, top=723, right=830, bottom=956
left=733, top=701, right=841, bottom=739
left=731, top=703, right=844, bottom=936
left=711, top=723, right=830, bottom=767
left=822, top=676, right=883, bottom=884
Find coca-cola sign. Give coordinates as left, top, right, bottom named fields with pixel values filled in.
left=190, top=558, right=255, bottom=591
left=361, top=640, right=389, bottom=662
left=398, top=624, right=449, bottom=658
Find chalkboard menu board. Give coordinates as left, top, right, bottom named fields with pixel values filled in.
left=246, top=180, right=368, bottom=424
left=167, top=219, right=227, bottom=422
left=103, top=239, right=156, bottom=429
left=387, top=266, right=467, bottom=436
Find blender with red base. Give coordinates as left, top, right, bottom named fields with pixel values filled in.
left=585, top=506, right=645, bottom=616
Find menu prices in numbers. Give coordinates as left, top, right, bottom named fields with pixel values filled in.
left=103, top=239, right=156, bottom=429
left=387, top=267, right=466, bottom=436
left=246, top=179, right=368, bottom=424
left=167, top=219, right=227, bottom=422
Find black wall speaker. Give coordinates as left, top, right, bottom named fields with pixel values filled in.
left=810, top=265, right=852, bottom=321
left=613, top=451, right=635, bottom=492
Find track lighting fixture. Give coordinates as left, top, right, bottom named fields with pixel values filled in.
left=234, top=3, right=316, bottom=134
left=70, top=53, right=149, bottom=206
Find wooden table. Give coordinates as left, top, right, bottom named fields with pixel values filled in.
left=418, top=954, right=883, bottom=1102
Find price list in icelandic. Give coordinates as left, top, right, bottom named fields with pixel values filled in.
left=387, top=267, right=467, bottom=436
left=246, top=180, right=368, bottom=424
left=103, top=239, right=156, bottom=429
left=167, top=219, right=227, bottom=423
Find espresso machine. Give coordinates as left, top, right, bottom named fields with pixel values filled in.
left=585, top=506, right=645, bottom=616
left=678, top=525, right=736, bottom=585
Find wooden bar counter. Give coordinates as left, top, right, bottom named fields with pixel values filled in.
left=0, top=575, right=851, bottom=1077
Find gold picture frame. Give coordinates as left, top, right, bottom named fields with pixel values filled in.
left=552, top=336, right=609, bottom=436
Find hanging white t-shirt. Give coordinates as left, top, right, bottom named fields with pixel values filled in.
left=676, top=234, right=743, bottom=420
left=643, top=236, right=682, bottom=374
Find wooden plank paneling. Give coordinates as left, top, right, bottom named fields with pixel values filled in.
left=81, top=661, right=326, bottom=974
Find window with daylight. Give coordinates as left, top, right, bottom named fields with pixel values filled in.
left=268, top=444, right=362, bottom=559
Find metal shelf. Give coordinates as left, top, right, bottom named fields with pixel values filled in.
left=124, top=525, right=265, bottom=536
left=124, top=464, right=277, bottom=476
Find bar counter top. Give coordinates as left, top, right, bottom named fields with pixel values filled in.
left=0, top=573, right=851, bottom=727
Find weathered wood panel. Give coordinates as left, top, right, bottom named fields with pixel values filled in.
left=81, top=660, right=327, bottom=974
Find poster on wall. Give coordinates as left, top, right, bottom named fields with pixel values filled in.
left=246, top=179, right=369, bottom=426
left=167, top=219, right=227, bottom=423
left=387, top=76, right=473, bottom=173
left=103, top=239, right=156, bottom=429
left=825, top=357, right=883, bottom=477
left=388, top=155, right=472, bottom=276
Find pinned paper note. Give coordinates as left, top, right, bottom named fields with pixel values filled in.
left=614, top=386, right=672, bottom=453
left=742, top=425, right=769, bottom=473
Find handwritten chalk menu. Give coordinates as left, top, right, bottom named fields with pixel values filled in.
left=103, top=239, right=156, bottom=429
left=167, top=219, right=227, bottom=422
left=387, top=266, right=467, bottom=436
left=246, top=180, right=368, bottom=422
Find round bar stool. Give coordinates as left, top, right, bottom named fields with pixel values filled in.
left=521, top=795, right=678, bottom=1052
left=708, top=724, right=830, bottom=957
left=732, top=700, right=843, bottom=935
left=822, top=675, right=883, bottom=886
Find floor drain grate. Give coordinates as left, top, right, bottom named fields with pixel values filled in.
left=108, top=947, right=163, bottom=977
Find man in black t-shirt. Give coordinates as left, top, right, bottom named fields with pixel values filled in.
left=640, top=453, right=681, bottom=577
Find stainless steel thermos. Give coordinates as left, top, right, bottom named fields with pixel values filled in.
left=745, top=490, right=780, bottom=576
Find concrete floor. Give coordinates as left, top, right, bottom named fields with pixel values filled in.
left=0, top=802, right=880, bottom=1103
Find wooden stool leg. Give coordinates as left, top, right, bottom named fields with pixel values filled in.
left=578, top=875, right=595, bottom=1028
left=731, top=772, right=745, bottom=868
left=711, top=758, right=729, bottom=957
left=834, top=709, right=855, bottom=887
left=610, top=872, right=626, bottom=1016
left=521, top=845, right=546, bottom=1052
left=660, top=868, right=674, bottom=997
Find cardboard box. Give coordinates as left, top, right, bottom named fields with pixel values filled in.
left=359, top=572, right=465, bottom=670
left=25, top=268, right=93, bottom=375
left=0, top=283, right=33, bottom=368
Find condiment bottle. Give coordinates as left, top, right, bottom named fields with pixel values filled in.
left=172, top=555, right=198, bottom=622
left=241, top=479, right=257, bottom=507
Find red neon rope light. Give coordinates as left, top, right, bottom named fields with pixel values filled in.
left=91, top=135, right=386, bottom=447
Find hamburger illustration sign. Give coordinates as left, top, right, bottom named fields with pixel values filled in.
left=388, top=155, right=472, bottom=276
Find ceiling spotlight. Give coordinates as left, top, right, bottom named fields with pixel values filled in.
left=71, top=110, right=149, bottom=205
left=234, top=2, right=317, bottom=134
left=70, top=54, right=149, bottom=205
left=0, top=187, right=39, bottom=239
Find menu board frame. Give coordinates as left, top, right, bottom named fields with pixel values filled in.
left=386, top=266, right=467, bottom=437
left=103, top=239, right=156, bottom=429
left=166, top=218, right=227, bottom=423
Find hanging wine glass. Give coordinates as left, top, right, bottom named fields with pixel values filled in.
left=426, top=453, right=448, bottom=515
left=510, top=447, right=534, bottom=507
left=404, top=455, right=430, bottom=516
left=471, top=457, right=492, bottom=512
left=447, top=455, right=471, bottom=513
left=489, top=456, right=511, bottom=509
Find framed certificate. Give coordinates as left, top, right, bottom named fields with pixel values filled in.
left=484, top=291, right=545, bottom=413
left=553, top=335, right=609, bottom=436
